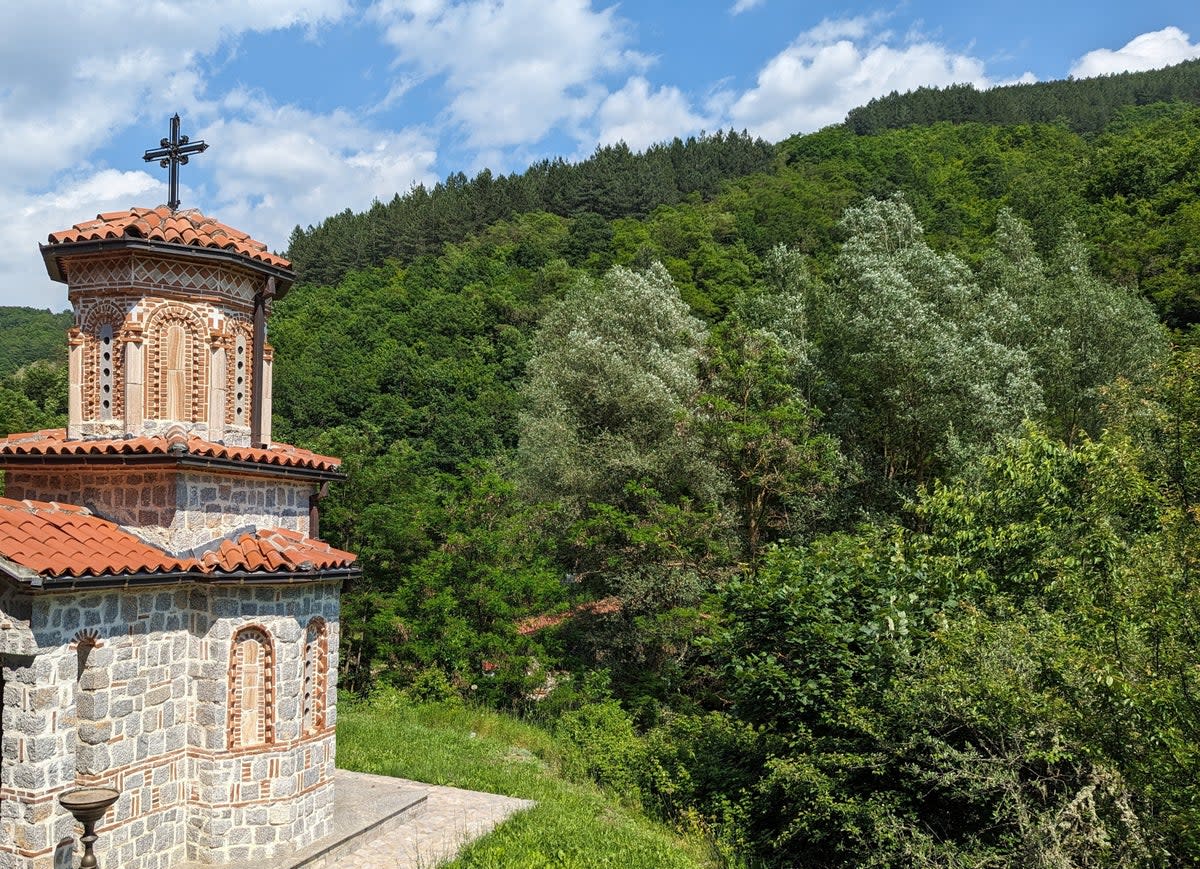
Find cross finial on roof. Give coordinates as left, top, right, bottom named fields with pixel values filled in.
left=142, top=114, right=208, bottom=211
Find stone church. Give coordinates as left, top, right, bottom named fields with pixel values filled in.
left=0, top=205, right=356, bottom=868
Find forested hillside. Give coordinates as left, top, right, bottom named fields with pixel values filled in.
left=286, top=131, right=775, bottom=288
left=0, top=307, right=70, bottom=376
left=0, top=308, right=69, bottom=437
left=5, top=61, right=1200, bottom=866
left=288, top=99, right=1200, bottom=329
left=845, top=57, right=1200, bottom=134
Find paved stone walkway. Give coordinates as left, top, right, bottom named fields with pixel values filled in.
left=176, top=770, right=533, bottom=869
left=333, top=783, right=534, bottom=869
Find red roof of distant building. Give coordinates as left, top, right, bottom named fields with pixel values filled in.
left=0, top=429, right=340, bottom=473
left=516, top=596, right=622, bottom=635
left=0, top=498, right=355, bottom=582
left=45, top=206, right=290, bottom=270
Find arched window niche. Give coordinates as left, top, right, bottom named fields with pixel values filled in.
left=98, top=323, right=114, bottom=420
left=145, top=305, right=207, bottom=423
left=302, top=617, right=329, bottom=736
left=81, top=303, right=125, bottom=423
left=227, top=626, right=275, bottom=749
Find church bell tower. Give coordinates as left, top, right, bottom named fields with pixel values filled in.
left=43, top=206, right=288, bottom=448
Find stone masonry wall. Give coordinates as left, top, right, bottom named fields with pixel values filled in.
left=0, top=581, right=339, bottom=869
left=4, top=469, right=312, bottom=556
left=186, top=583, right=339, bottom=864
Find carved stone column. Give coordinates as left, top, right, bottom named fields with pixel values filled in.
left=208, top=330, right=228, bottom=442
left=67, top=327, right=83, bottom=438
left=122, top=324, right=145, bottom=435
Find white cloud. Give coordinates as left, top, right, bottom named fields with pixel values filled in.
left=0, top=2, right=350, bottom=184
left=0, top=1, right=352, bottom=308
left=0, top=93, right=438, bottom=309
left=725, top=16, right=990, bottom=140
left=730, top=0, right=764, bottom=15
left=1070, top=26, right=1200, bottom=78
left=369, top=0, right=646, bottom=148
left=201, top=93, right=439, bottom=253
left=0, top=170, right=162, bottom=308
left=596, top=78, right=708, bottom=151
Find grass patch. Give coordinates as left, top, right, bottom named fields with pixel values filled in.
left=337, top=694, right=717, bottom=869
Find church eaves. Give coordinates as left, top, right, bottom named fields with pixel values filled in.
left=41, top=205, right=292, bottom=285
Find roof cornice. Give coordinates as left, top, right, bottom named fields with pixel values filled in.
left=0, top=567, right=358, bottom=594
left=0, top=450, right=343, bottom=482
left=41, top=238, right=295, bottom=298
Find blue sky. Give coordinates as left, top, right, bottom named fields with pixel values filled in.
left=3, top=0, right=1198, bottom=310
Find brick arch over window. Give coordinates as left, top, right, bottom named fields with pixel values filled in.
left=227, top=626, right=276, bottom=749
left=81, top=302, right=126, bottom=421
left=145, top=304, right=208, bottom=422
left=302, top=617, right=329, bottom=736
left=225, top=316, right=253, bottom=427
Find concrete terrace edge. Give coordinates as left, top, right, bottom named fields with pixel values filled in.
left=176, top=770, right=429, bottom=869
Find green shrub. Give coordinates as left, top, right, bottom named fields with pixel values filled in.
left=404, top=666, right=462, bottom=704
left=553, top=699, right=646, bottom=802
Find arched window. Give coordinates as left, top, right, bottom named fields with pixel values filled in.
left=227, top=626, right=275, bottom=748
left=146, top=305, right=206, bottom=423
left=302, top=618, right=328, bottom=735
left=234, top=332, right=248, bottom=426
left=164, top=323, right=188, bottom=420
left=82, top=303, right=124, bottom=422
left=98, top=324, right=114, bottom=420
left=222, top=319, right=253, bottom=428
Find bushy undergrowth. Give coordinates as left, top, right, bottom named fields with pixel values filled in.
left=336, top=690, right=720, bottom=869
left=538, top=424, right=1200, bottom=867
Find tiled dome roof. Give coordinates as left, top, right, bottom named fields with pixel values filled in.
left=46, top=206, right=290, bottom=269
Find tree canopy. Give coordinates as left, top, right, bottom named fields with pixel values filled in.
left=4, top=58, right=1200, bottom=866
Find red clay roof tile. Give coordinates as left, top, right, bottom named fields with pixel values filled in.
left=200, top=528, right=356, bottom=573
left=46, top=206, right=290, bottom=270
left=0, top=498, right=355, bottom=582
left=0, top=498, right=199, bottom=577
left=516, top=596, right=623, bottom=636
left=0, top=429, right=340, bottom=473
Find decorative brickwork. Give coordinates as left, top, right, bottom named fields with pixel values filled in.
left=145, top=304, right=207, bottom=424
left=302, top=618, right=329, bottom=736
left=64, top=255, right=134, bottom=291
left=81, top=302, right=127, bottom=424
left=62, top=253, right=262, bottom=309
left=133, top=256, right=259, bottom=307
left=227, top=626, right=275, bottom=748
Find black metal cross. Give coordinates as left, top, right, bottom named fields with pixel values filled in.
left=143, top=114, right=208, bottom=211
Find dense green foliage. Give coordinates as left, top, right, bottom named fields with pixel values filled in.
left=286, top=132, right=775, bottom=288
left=272, top=80, right=1198, bottom=863
left=0, top=359, right=67, bottom=438
left=846, top=58, right=1200, bottom=134
left=0, top=307, right=70, bottom=437
left=4, top=61, right=1200, bottom=866
left=0, top=307, right=71, bottom=377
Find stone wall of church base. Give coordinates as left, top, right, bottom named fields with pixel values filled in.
left=0, top=582, right=339, bottom=869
